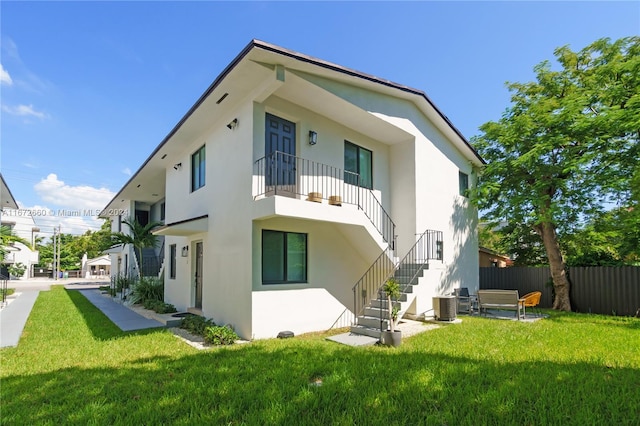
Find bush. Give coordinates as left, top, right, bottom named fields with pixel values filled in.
left=203, top=325, right=239, bottom=345
left=129, top=276, right=164, bottom=305
left=111, top=274, right=137, bottom=293
left=154, top=302, right=177, bottom=314
left=180, top=315, right=216, bottom=336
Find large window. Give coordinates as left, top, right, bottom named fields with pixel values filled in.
left=169, top=244, right=177, bottom=279
left=344, top=141, right=372, bottom=189
left=262, top=230, right=307, bottom=284
left=191, top=145, right=206, bottom=191
left=459, top=171, right=469, bottom=197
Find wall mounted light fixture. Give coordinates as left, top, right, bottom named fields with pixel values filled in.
left=309, top=130, right=318, bottom=145
left=173, top=163, right=182, bottom=171
left=227, top=118, right=239, bottom=130
left=181, top=246, right=189, bottom=257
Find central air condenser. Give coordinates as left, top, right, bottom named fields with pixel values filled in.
left=433, top=296, right=457, bottom=321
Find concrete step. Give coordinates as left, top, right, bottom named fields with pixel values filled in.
left=357, top=316, right=388, bottom=329
left=350, top=325, right=382, bottom=339
left=364, top=306, right=387, bottom=317
left=370, top=299, right=402, bottom=309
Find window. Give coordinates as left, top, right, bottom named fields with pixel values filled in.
left=262, top=230, right=307, bottom=284
left=459, top=171, right=469, bottom=197
left=344, top=141, right=372, bottom=189
left=169, top=244, right=177, bottom=279
left=191, top=145, right=206, bottom=191
left=160, top=202, right=165, bottom=222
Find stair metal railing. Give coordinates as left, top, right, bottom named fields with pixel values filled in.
left=352, top=245, right=396, bottom=321
left=253, top=151, right=395, bottom=247
left=377, top=229, right=444, bottom=328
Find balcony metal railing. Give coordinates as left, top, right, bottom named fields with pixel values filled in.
left=253, top=151, right=395, bottom=247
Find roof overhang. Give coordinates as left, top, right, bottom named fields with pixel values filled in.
left=102, top=39, right=485, bottom=214
left=152, top=215, right=209, bottom=236
left=1, top=174, right=19, bottom=210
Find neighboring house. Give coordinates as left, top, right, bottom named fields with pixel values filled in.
left=479, top=246, right=513, bottom=268
left=81, top=253, right=111, bottom=278
left=1, top=174, right=40, bottom=279
left=101, top=40, right=484, bottom=340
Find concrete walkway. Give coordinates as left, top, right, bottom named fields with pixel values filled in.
left=0, top=291, right=40, bottom=348
left=78, top=289, right=163, bottom=331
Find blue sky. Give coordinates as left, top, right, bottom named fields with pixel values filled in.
left=1, top=1, right=638, bottom=235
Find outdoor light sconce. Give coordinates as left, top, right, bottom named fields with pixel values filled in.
left=308, top=130, right=318, bottom=145
left=181, top=246, right=189, bottom=257
left=227, top=118, right=238, bottom=130
left=173, top=163, right=182, bottom=171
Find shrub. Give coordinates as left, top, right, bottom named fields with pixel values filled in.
left=203, top=325, right=239, bottom=345
left=129, top=276, right=164, bottom=305
left=180, top=315, right=216, bottom=336
left=8, top=262, right=26, bottom=278
left=153, top=302, right=177, bottom=314
left=111, top=274, right=137, bottom=293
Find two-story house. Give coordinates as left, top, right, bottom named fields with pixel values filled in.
left=101, top=40, right=484, bottom=340
left=1, top=174, right=40, bottom=279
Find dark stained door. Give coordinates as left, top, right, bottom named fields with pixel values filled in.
left=265, top=113, right=296, bottom=188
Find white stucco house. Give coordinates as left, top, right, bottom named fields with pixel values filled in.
left=101, top=40, right=484, bottom=340
left=1, top=174, right=40, bottom=279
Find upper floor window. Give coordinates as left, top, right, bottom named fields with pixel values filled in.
left=160, top=202, right=166, bottom=222
left=459, top=171, right=469, bottom=197
left=344, top=141, right=372, bottom=189
left=191, top=145, right=206, bottom=192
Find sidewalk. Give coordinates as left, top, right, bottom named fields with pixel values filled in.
left=0, top=279, right=161, bottom=348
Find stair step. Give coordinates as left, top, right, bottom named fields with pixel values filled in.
left=357, top=316, right=389, bottom=329
left=370, top=299, right=402, bottom=309
left=350, top=325, right=382, bottom=339
left=364, top=306, right=388, bottom=317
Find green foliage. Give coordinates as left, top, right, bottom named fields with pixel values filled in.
left=179, top=315, right=216, bottom=336
left=203, top=325, right=239, bottom=345
left=1, top=225, right=32, bottom=262
left=0, top=287, right=15, bottom=298
left=36, top=220, right=113, bottom=271
left=2, top=287, right=639, bottom=425
left=111, top=273, right=137, bottom=296
left=142, top=299, right=176, bottom=314
left=111, top=217, right=162, bottom=277
left=472, top=37, right=640, bottom=304
left=8, top=262, right=26, bottom=278
left=128, top=276, right=164, bottom=305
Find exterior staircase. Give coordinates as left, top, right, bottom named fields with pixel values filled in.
left=350, top=229, right=443, bottom=339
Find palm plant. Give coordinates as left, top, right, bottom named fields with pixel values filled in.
left=1, top=225, right=32, bottom=262
left=111, top=218, right=162, bottom=278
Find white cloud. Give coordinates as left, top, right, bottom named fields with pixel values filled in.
left=122, top=167, right=132, bottom=176
left=14, top=203, right=107, bottom=237
left=1, top=103, right=48, bottom=119
left=34, top=174, right=115, bottom=212
left=0, top=64, right=12, bottom=85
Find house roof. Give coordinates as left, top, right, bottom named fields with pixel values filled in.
left=1, top=173, right=19, bottom=210
left=101, top=39, right=485, bottom=215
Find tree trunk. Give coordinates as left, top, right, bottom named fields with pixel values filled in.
left=537, top=222, right=572, bottom=311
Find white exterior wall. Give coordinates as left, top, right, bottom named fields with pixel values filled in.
left=251, top=217, right=369, bottom=339
left=1, top=213, right=39, bottom=278
left=163, top=101, right=255, bottom=339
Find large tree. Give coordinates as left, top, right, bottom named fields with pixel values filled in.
left=111, top=217, right=162, bottom=277
left=473, top=37, right=639, bottom=311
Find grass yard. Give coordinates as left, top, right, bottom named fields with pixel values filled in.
left=1, top=287, right=639, bottom=425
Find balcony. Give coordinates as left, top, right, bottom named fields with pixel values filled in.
left=253, top=151, right=395, bottom=249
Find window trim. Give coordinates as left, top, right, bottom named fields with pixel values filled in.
left=191, top=145, right=206, bottom=192
left=169, top=244, right=177, bottom=279
left=344, top=140, right=373, bottom=190
left=262, top=229, right=308, bottom=285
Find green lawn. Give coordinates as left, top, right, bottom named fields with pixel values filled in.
left=1, top=286, right=639, bottom=425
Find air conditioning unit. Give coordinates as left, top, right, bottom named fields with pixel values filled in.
left=433, top=296, right=457, bottom=321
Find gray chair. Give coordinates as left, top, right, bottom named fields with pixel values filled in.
left=453, top=287, right=474, bottom=314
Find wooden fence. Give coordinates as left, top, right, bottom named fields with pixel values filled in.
left=479, top=266, right=640, bottom=317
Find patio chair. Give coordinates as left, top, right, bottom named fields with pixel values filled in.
left=520, top=291, right=542, bottom=317
left=453, top=287, right=474, bottom=314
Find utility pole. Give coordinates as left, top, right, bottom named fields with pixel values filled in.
left=57, top=225, right=61, bottom=279
left=53, top=226, right=57, bottom=280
